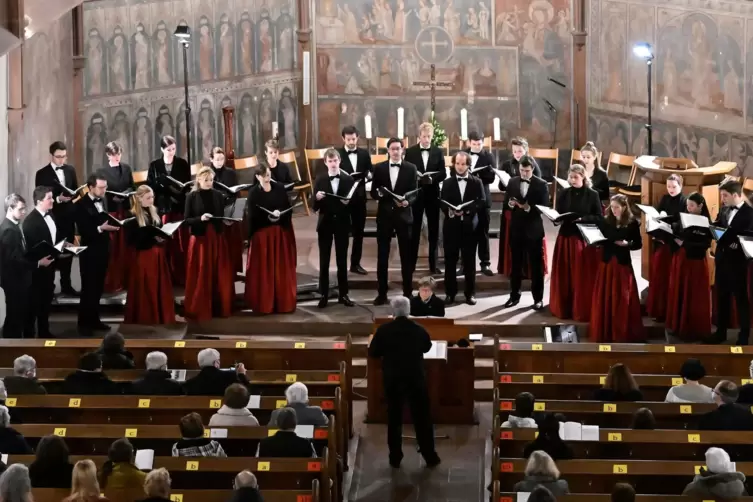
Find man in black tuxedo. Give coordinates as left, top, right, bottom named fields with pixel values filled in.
left=370, top=138, right=418, bottom=305
left=709, top=180, right=753, bottom=345
left=465, top=131, right=496, bottom=276
left=23, top=187, right=60, bottom=338
left=0, top=195, right=53, bottom=338
left=75, top=174, right=120, bottom=334
left=504, top=156, right=549, bottom=310
left=312, top=148, right=356, bottom=309
left=35, top=141, right=79, bottom=296
left=337, top=125, right=373, bottom=275
left=441, top=151, right=486, bottom=305
left=404, top=122, right=447, bottom=275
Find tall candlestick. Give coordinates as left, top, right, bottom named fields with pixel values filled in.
left=365, top=115, right=372, bottom=139
left=493, top=117, right=501, bottom=141
left=460, top=109, right=468, bottom=140
left=272, top=121, right=279, bottom=139
left=397, top=107, right=404, bottom=139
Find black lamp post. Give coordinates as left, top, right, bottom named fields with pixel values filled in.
left=174, top=25, right=192, bottom=166
left=633, top=42, right=654, bottom=155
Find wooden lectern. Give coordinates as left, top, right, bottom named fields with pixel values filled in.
left=634, top=156, right=737, bottom=281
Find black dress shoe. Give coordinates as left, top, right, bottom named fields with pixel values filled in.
left=430, top=267, right=443, bottom=275
left=532, top=301, right=544, bottom=311
left=61, top=287, right=80, bottom=297
left=424, top=454, right=441, bottom=468
left=504, top=297, right=520, bottom=308
left=338, top=295, right=355, bottom=307
left=444, top=296, right=455, bottom=305
left=373, top=295, right=388, bottom=306
left=465, top=295, right=477, bottom=306
left=389, top=456, right=403, bottom=469
left=703, top=332, right=726, bottom=345
left=481, top=266, right=494, bottom=276
left=456, top=266, right=464, bottom=276
left=736, top=338, right=750, bottom=346
left=318, top=297, right=328, bottom=309
left=350, top=265, right=368, bottom=275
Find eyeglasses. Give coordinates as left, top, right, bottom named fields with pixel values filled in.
left=53, top=154, right=67, bottom=159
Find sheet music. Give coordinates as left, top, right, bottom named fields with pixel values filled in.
left=423, top=341, right=448, bottom=360
left=636, top=204, right=664, bottom=219
left=536, top=205, right=562, bottom=221
left=346, top=181, right=360, bottom=199
left=417, top=171, right=440, bottom=178
left=135, top=449, right=155, bottom=470
left=581, top=425, right=600, bottom=441
left=740, top=236, right=753, bottom=259
left=553, top=176, right=570, bottom=189
left=54, top=239, right=67, bottom=252
left=210, top=428, right=228, bottom=438
left=441, top=199, right=475, bottom=212
left=0, top=454, right=6, bottom=465
left=559, top=421, right=582, bottom=440
left=647, top=218, right=673, bottom=236
left=66, top=246, right=87, bottom=255
left=517, top=493, right=530, bottom=502
left=170, top=369, right=187, bottom=382
left=295, top=425, right=315, bottom=438
left=470, top=164, right=490, bottom=174
left=494, top=169, right=511, bottom=186
left=577, top=224, right=607, bottom=245
left=160, top=221, right=183, bottom=236
left=246, top=395, right=261, bottom=409
left=680, top=212, right=710, bottom=229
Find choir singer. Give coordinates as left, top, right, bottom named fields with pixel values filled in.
left=410, top=277, right=445, bottom=317
left=464, top=131, right=496, bottom=276
left=211, top=147, right=245, bottom=275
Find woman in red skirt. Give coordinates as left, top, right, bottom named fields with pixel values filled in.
left=123, top=186, right=175, bottom=324
left=183, top=166, right=234, bottom=321
left=665, top=192, right=712, bottom=341
left=147, top=135, right=191, bottom=287
left=590, top=194, right=645, bottom=342
left=646, top=174, right=686, bottom=321
left=245, top=163, right=297, bottom=314
left=549, top=164, right=603, bottom=321
left=210, top=147, right=245, bottom=275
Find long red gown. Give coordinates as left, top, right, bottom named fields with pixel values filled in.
left=103, top=208, right=130, bottom=293
left=666, top=248, right=711, bottom=341
left=162, top=212, right=188, bottom=287
left=646, top=243, right=674, bottom=319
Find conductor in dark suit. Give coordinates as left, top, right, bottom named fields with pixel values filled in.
left=337, top=125, right=373, bottom=275
left=464, top=131, right=496, bottom=276
left=368, top=296, right=441, bottom=468
left=35, top=141, right=79, bottom=296
left=504, top=156, right=550, bottom=310
left=709, top=180, right=753, bottom=345
left=441, top=151, right=486, bottom=305
left=404, top=123, right=447, bottom=274
left=75, top=174, right=120, bottom=334
left=370, top=138, right=418, bottom=304
left=312, top=148, right=356, bottom=309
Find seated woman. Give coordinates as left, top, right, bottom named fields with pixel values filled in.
left=410, top=276, right=446, bottom=317
left=522, top=413, right=573, bottom=461
left=0, top=406, right=31, bottom=454
left=97, top=333, right=135, bottom=370
left=513, top=450, right=570, bottom=496
left=0, top=465, right=31, bottom=502
left=683, top=447, right=747, bottom=499
left=268, top=382, right=328, bottom=427
left=593, top=363, right=643, bottom=401
left=665, top=358, right=714, bottom=403
left=502, top=392, right=537, bottom=428
left=140, top=468, right=172, bottom=502
left=63, top=459, right=108, bottom=502
left=630, top=407, right=656, bottom=430
left=208, top=383, right=260, bottom=427
left=172, top=412, right=227, bottom=457
left=28, top=435, right=74, bottom=488
left=99, top=438, right=146, bottom=491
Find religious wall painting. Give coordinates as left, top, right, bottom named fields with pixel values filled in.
left=197, top=97, right=217, bottom=162
left=589, top=112, right=630, bottom=159
left=745, top=19, right=753, bottom=127
left=216, top=12, right=236, bottom=79
left=237, top=12, right=255, bottom=75
left=599, top=1, right=628, bottom=106
left=86, top=112, right=108, bottom=171
left=152, top=20, right=175, bottom=87
left=677, top=125, right=729, bottom=167
left=85, top=27, right=108, bottom=96
left=109, top=109, right=132, bottom=165
left=256, top=9, right=275, bottom=73
left=196, top=15, right=216, bottom=81
left=108, top=26, right=130, bottom=93
left=238, top=92, right=259, bottom=157
left=132, top=107, right=154, bottom=171
left=258, top=89, right=277, bottom=143
left=275, top=5, right=295, bottom=71
left=278, top=87, right=298, bottom=149
left=217, top=95, right=234, bottom=148
left=131, top=23, right=152, bottom=90
left=176, top=100, right=194, bottom=159
left=626, top=4, right=654, bottom=108
left=154, top=104, right=176, bottom=156
left=729, top=137, right=753, bottom=177
left=407, top=0, right=493, bottom=45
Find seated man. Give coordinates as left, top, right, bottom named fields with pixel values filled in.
left=257, top=407, right=316, bottom=458
left=130, top=351, right=185, bottom=396
left=183, top=348, right=252, bottom=396
left=410, top=276, right=445, bottom=317
left=62, top=352, right=120, bottom=395
left=268, top=382, right=328, bottom=427
left=230, top=470, right=263, bottom=502
left=699, top=380, right=753, bottom=431
left=172, top=412, right=227, bottom=457
left=97, top=333, right=135, bottom=370
left=4, top=355, right=46, bottom=395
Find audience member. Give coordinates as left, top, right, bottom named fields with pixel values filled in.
left=64, top=459, right=109, bottom=502
left=97, top=333, right=135, bottom=370
left=172, top=412, right=227, bottom=457
left=209, top=383, right=260, bottom=427
left=100, top=438, right=146, bottom=490
left=630, top=408, right=656, bottom=430
left=502, top=392, right=537, bottom=428
left=62, top=352, right=120, bottom=395
left=0, top=406, right=31, bottom=454
left=527, top=485, right=556, bottom=502
left=130, top=351, right=185, bottom=396
left=683, top=447, right=747, bottom=499
left=4, top=355, right=46, bottom=395
left=140, top=468, right=172, bottom=502
left=611, top=482, right=636, bottom=502
left=593, top=364, right=643, bottom=402
left=183, top=348, right=251, bottom=396
left=737, top=359, right=753, bottom=404
left=0, top=380, right=6, bottom=405
left=0, top=464, right=31, bottom=502
left=268, top=383, right=328, bottom=427
left=257, top=408, right=316, bottom=458
left=513, top=450, right=570, bottom=496
left=28, top=435, right=73, bottom=488
left=665, top=358, right=714, bottom=403
left=229, top=470, right=264, bottom=502
left=522, top=413, right=573, bottom=461
left=699, top=380, right=753, bottom=431
left=410, top=277, right=446, bottom=317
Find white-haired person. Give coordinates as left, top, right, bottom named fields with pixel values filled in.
left=0, top=406, right=31, bottom=454
left=209, top=384, right=259, bottom=426
left=130, top=351, right=184, bottom=396
left=0, top=464, right=32, bottom=502
left=228, top=470, right=263, bottom=502
left=683, top=447, right=747, bottom=499
left=268, top=382, right=328, bottom=427
left=141, top=467, right=172, bottom=502
left=513, top=450, right=570, bottom=496
left=182, top=348, right=250, bottom=396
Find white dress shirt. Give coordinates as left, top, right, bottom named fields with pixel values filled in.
left=89, top=193, right=105, bottom=213
left=520, top=179, right=530, bottom=199
left=329, top=172, right=340, bottom=194
left=7, top=217, right=25, bottom=248
left=457, top=176, right=468, bottom=199
left=37, top=208, right=57, bottom=243
left=420, top=145, right=430, bottom=168
left=389, top=162, right=400, bottom=190
left=470, top=152, right=479, bottom=168
left=51, top=163, right=66, bottom=186
left=728, top=201, right=746, bottom=225
left=347, top=149, right=358, bottom=170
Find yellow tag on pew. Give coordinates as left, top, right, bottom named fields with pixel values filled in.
left=295, top=342, right=306, bottom=349
left=608, top=433, right=622, bottom=442
left=268, top=429, right=279, bottom=437
left=258, top=461, right=270, bottom=471
left=534, top=431, right=539, bottom=438
left=680, top=405, right=693, bottom=414
left=54, top=428, right=66, bottom=437
left=174, top=341, right=185, bottom=347
left=603, top=403, right=617, bottom=413
left=276, top=400, right=287, bottom=409
left=44, top=340, right=56, bottom=347
left=531, top=344, right=542, bottom=351
left=688, top=434, right=701, bottom=443
left=532, top=375, right=544, bottom=384
left=598, top=344, right=611, bottom=352
left=599, top=376, right=606, bottom=385
left=613, top=464, right=628, bottom=474
left=286, top=374, right=297, bottom=383
left=68, top=398, right=81, bottom=408
left=170, top=496, right=183, bottom=502
left=533, top=403, right=546, bottom=411
left=125, top=429, right=138, bottom=438
left=695, top=465, right=705, bottom=474
left=138, top=399, right=151, bottom=408
left=731, top=346, right=743, bottom=353
left=672, top=378, right=683, bottom=386
left=664, top=346, right=676, bottom=352
left=743, top=379, right=753, bottom=385
left=203, top=430, right=210, bottom=438
left=5, top=398, right=16, bottom=407
left=186, top=461, right=199, bottom=471
left=209, top=399, right=221, bottom=409
left=235, top=341, right=247, bottom=348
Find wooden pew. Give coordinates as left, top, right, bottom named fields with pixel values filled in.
left=492, top=483, right=753, bottom=502
left=34, top=484, right=320, bottom=502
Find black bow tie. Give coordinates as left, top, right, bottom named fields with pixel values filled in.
left=390, top=163, right=400, bottom=168
left=470, top=152, right=479, bottom=156
left=93, top=197, right=103, bottom=203
left=329, top=175, right=340, bottom=180
left=346, top=149, right=357, bottom=154
left=420, top=148, right=431, bottom=152
left=520, top=179, right=530, bottom=184
left=457, top=177, right=468, bottom=182
left=54, top=166, right=62, bottom=171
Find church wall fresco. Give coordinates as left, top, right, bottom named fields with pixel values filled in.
left=589, top=0, right=753, bottom=177
left=80, top=0, right=300, bottom=173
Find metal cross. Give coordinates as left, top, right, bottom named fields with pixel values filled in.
left=413, top=64, right=453, bottom=114
left=420, top=29, right=449, bottom=59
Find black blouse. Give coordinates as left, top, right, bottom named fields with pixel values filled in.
left=252, top=161, right=294, bottom=188
left=655, top=193, right=687, bottom=251
left=213, top=167, right=240, bottom=207
left=184, top=189, right=225, bottom=236
left=124, top=213, right=162, bottom=251
left=246, top=183, right=292, bottom=237
left=589, top=167, right=611, bottom=202
left=675, top=224, right=712, bottom=260
left=556, top=185, right=603, bottom=237
left=600, top=219, right=642, bottom=266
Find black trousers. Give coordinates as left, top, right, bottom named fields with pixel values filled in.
left=78, top=254, right=108, bottom=327
left=377, top=218, right=413, bottom=297
left=510, top=236, right=544, bottom=303
left=410, top=196, right=441, bottom=272
left=444, top=228, right=478, bottom=298
left=26, top=269, right=55, bottom=337
left=318, top=228, right=349, bottom=296
left=56, top=222, right=75, bottom=289
left=385, top=380, right=437, bottom=463
left=349, top=199, right=367, bottom=268
left=477, top=206, right=492, bottom=267
left=716, top=261, right=750, bottom=343
left=2, top=286, right=30, bottom=338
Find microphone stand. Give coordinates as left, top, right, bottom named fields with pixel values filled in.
left=548, top=78, right=577, bottom=150
left=543, top=98, right=557, bottom=149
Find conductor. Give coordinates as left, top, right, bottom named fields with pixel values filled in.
left=367, top=296, right=441, bottom=469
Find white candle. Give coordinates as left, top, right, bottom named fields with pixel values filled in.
left=365, top=115, right=372, bottom=139
left=493, top=117, right=501, bottom=141
left=272, top=121, right=279, bottom=138
left=397, top=107, right=404, bottom=139
left=460, top=108, right=468, bottom=140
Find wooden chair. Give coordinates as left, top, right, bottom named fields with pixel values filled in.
left=569, top=149, right=603, bottom=167
left=374, top=137, right=408, bottom=153
left=277, top=151, right=311, bottom=216
left=529, top=147, right=559, bottom=205
left=234, top=155, right=258, bottom=171
left=304, top=148, right=331, bottom=182
left=457, top=137, right=492, bottom=151
left=370, top=154, right=387, bottom=166
left=606, top=152, right=637, bottom=193
left=132, top=170, right=148, bottom=184
left=190, top=162, right=203, bottom=176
